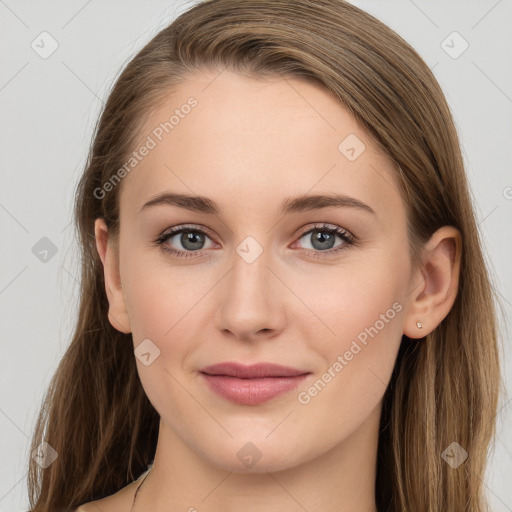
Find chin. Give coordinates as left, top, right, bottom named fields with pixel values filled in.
left=208, top=452, right=299, bottom=474
left=199, top=437, right=307, bottom=474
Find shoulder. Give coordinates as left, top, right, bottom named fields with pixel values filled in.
left=74, top=505, right=100, bottom=512
left=73, top=500, right=112, bottom=512
left=73, top=478, right=141, bottom=512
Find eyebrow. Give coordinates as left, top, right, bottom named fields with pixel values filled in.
left=138, top=192, right=376, bottom=216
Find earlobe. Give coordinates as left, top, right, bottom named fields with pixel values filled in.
left=94, top=218, right=132, bottom=334
left=403, top=226, right=462, bottom=339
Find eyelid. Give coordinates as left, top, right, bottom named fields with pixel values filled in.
left=158, top=222, right=354, bottom=242
left=295, top=222, right=354, bottom=242
left=157, top=223, right=219, bottom=243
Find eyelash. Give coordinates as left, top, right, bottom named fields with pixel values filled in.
left=153, top=222, right=356, bottom=259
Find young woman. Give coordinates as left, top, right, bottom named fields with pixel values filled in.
left=28, top=0, right=502, bottom=511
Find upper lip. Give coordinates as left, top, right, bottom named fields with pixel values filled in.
left=200, top=362, right=310, bottom=379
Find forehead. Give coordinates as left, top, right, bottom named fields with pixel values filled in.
left=120, top=69, right=403, bottom=223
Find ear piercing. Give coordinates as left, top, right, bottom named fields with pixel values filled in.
left=416, top=320, right=423, bottom=329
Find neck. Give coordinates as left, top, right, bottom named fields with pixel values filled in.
left=136, top=404, right=381, bottom=512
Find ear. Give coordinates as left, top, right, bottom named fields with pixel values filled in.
left=403, top=226, right=462, bottom=338
left=94, top=218, right=131, bottom=334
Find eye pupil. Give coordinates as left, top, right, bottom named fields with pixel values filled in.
left=311, top=230, right=335, bottom=250
left=181, top=231, right=205, bottom=251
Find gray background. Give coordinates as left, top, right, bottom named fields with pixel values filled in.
left=0, top=1, right=511, bottom=510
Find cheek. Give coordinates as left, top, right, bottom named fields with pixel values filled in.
left=120, top=251, right=216, bottom=363
left=120, top=254, right=204, bottom=412
left=122, top=267, right=172, bottom=340
left=120, top=243, right=194, bottom=335
left=293, top=274, right=405, bottom=445
left=301, top=252, right=408, bottom=396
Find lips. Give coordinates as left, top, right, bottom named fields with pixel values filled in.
left=200, top=362, right=309, bottom=378
left=199, top=362, right=311, bottom=405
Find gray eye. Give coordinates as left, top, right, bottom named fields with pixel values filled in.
left=298, top=229, right=344, bottom=251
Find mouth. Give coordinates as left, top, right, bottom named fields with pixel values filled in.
left=199, top=362, right=312, bottom=405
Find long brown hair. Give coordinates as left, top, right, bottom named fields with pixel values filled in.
left=28, top=1, right=503, bottom=510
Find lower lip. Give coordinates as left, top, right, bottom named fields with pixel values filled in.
left=200, top=373, right=310, bottom=405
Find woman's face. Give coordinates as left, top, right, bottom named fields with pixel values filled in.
left=100, top=69, right=420, bottom=473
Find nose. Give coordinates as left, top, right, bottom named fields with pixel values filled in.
left=215, top=241, right=285, bottom=342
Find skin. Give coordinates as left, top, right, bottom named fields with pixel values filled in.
left=84, top=69, right=461, bottom=512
